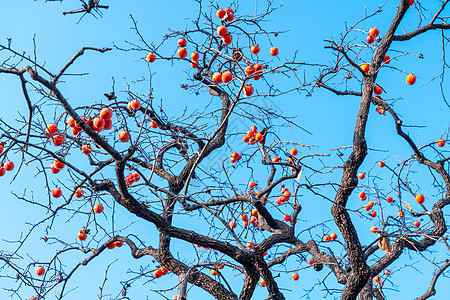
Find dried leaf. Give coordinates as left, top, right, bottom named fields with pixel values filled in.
left=104, top=92, right=116, bottom=100
left=403, top=201, right=412, bottom=213
left=377, top=236, right=391, bottom=253
left=232, top=48, right=244, bottom=61
left=295, top=168, right=302, bottom=182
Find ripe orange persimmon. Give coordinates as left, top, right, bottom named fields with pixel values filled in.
left=437, top=138, right=445, bottom=147
left=245, top=65, right=255, bottom=76
left=81, top=144, right=92, bottom=155
left=406, top=74, right=416, bottom=85
left=71, top=127, right=81, bottom=135
left=251, top=209, right=258, bottom=216
left=107, top=242, right=116, bottom=249
left=368, top=27, right=380, bottom=37
left=409, top=0, right=414, bottom=5
left=4, top=161, right=14, bottom=171
left=371, top=226, right=378, bottom=233
left=75, top=188, right=83, bottom=198
left=216, top=9, right=226, bottom=18
left=217, top=26, right=228, bottom=37
left=177, top=38, right=187, bottom=47
left=358, top=172, right=365, bottom=179
left=77, top=232, right=87, bottom=241
left=45, top=124, right=58, bottom=136
left=115, top=241, right=124, bottom=247
left=231, top=152, right=241, bottom=159
left=225, top=12, right=234, bottom=22
left=413, top=220, right=420, bottom=227
left=283, top=214, right=292, bottom=222
left=191, top=52, right=199, bottom=61
left=100, top=108, right=113, bottom=120
left=244, top=85, right=254, bottom=97
left=177, top=48, right=187, bottom=59
left=150, top=121, right=158, bottom=129
left=260, top=279, right=266, bottom=287
left=361, top=63, right=369, bottom=74
left=359, top=191, right=366, bottom=199
left=118, top=131, right=130, bottom=142
left=94, top=203, right=104, bottom=214
left=251, top=44, right=260, bottom=54
left=398, top=211, right=405, bottom=218
left=53, top=160, right=65, bottom=170
left=366, top=35, right=375, bottom=44
left=49, top=164, right=60, bottom=174
left=415, top=194, right=424, bottom=204
left=248, top=181, right=257, bottom=188
left=0, top=144, right=3, bottom=155
left=373, top=85, right=383, bottom=95
left=272, top=157, right=280, bottom=162
left=291, top=273, right=299, bottom=281
left=191, top=60, right=199, bottom=68
left=242, top=135, right=250, bottom=143
left=128, top=100, right=141, bottom=110
left=160, top=266, right=169, bottom=274
left=369, top=211, right=377, bottom=218
left=104, top=118, right=112, bottom=130
left=0, top=167, right=6, bottom=177
left=373, top=275, right=380, bottom=282
left=146, top=53, right=156, bottom=63
left=35, top=266, right=45, bottom=276
left=52, top=188, right=62, bottom=198
left=254, top=133, right=263, bottom=141
left=383, top=55, right=390, bottom=64
left=211, top=269, right=218, bottom=276
left=270, top=47, right=279, bottom=56
left=212, top=72, right=222, bottom=83
left=308, top=258, right=314, bottom=265
left=52, top=135, right=65, bottom=146
left=222, top=71, right=233, bottom=83
left=378, top=161, right=385, bottom=167
left=67, top=116, right=77, bottom=128
left=221, top=34, right=232, bottom=45
left=386, top=196, right=393, bottom=203
left=323, top=235, right=331, bottom=242
left=93, top=117, right=105, bottom=131
left=330, top=233, right=338, bottom=240
left=290, top=148, right=298, bottom=156
left=229, top=221, right=237, bottom=229
left=154, top=269, right=163, bottom=278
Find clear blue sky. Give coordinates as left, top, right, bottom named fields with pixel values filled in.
left=1, top=0, right=449, bottom=299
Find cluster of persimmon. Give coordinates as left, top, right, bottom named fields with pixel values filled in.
left=153, top=266, right=169, bottom=278
left=323, top=233, right=338, bottom=242
left=45, top=123, right=66, bottom=146
left=275, top=187, right=291, bottom=205
left=373, top=269, right=392, bottom=287
left=210, top=264, right=225, bottom=276
left=361, top=157, right=429, bottom=233
left=0, top=144, right=14, bottom=176
left=125, top=173, right=141, bottom=186
left=145, top=6, right=277, bottom=101
left=230, top=152, right=242, bottom=163
left=360, top=26, right=417, bottom=96
left=242, top=125, right=265, bottom=145
left=239, top=211, right=259, bottom=227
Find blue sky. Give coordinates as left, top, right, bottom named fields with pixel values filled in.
left=1, top=0, right=450, bottom=299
